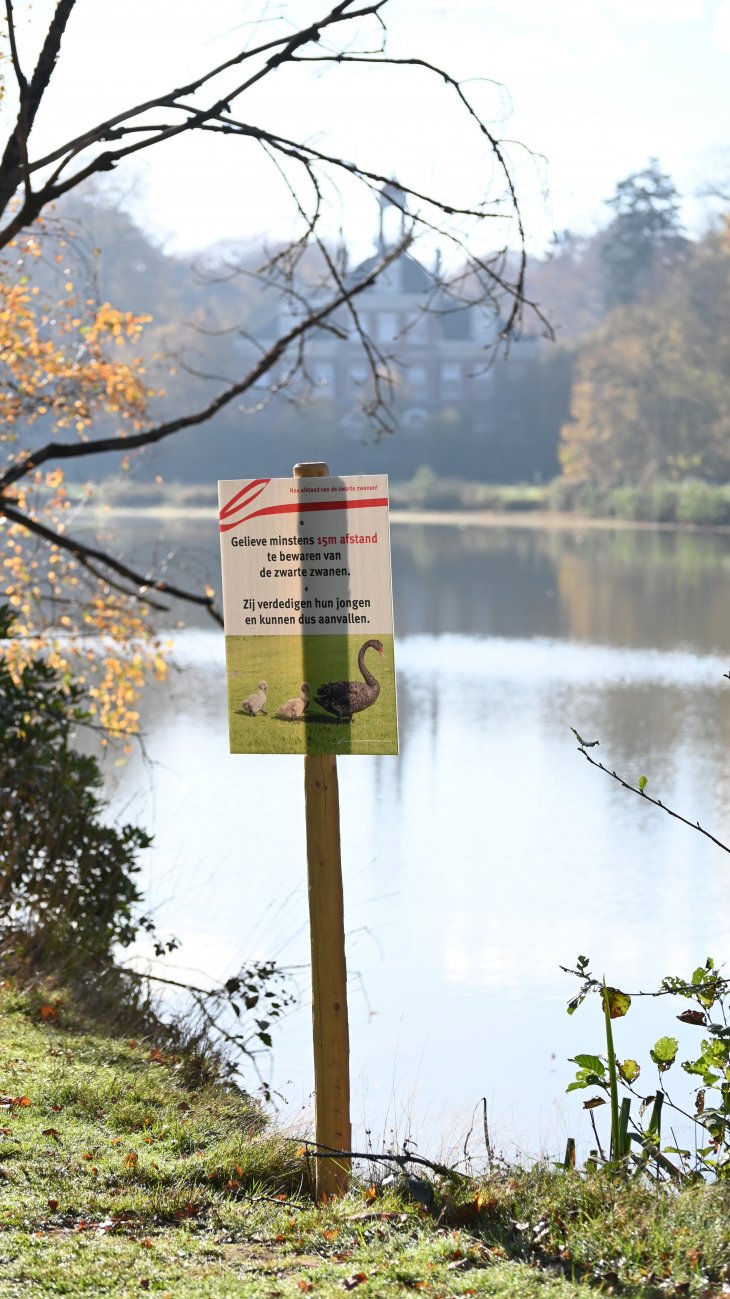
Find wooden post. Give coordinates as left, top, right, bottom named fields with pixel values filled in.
left=294, top=460, right=351, bottom=1199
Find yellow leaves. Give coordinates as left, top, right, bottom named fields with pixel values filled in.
left=0, top=274, right=151, bottom=439
left=0, top=229, right=173, bottom=746
left=2, top=565, right=170, bottom=738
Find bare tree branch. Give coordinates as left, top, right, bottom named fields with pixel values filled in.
left=3, top=1, right=32, bottom=202
left=0, top=236, right=407, bottom=492
left=0, top=0, right=77, bottom=215
left=575, top=739, right=730, bottom=857
left=0, top=1, right=390, bottom=242
left=1, top=501, right=224, bottom=624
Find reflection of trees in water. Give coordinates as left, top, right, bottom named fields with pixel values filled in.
left=87, top=515, right=730, bottom=653
left=391, top=526, right=563, bottom=639
left=554, top=530, right=730, bottom=653
left=552, top=676, right=730, bottom=937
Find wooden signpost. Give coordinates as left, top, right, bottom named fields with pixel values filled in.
left=297, top=461, right=350, bottom=1199
left=217, top=462, right=397, bottom=1199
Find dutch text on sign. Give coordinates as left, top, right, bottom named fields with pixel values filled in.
left=217, top=474, right=398, bottom=756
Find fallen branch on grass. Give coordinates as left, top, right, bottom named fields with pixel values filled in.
left=291, top=1138, right=470, bottom=1182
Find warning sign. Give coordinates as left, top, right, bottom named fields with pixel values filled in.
left=218, top=474, right=398, bottom=755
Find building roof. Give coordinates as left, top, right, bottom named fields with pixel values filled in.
left=349, top=250, right=434, bottom=295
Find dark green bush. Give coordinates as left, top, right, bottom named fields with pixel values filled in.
left=0, top=606, right=151, bottom=967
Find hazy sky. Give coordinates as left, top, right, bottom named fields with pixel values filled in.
left=8, top=0, right=729, bottom=256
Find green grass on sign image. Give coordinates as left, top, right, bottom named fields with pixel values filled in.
left=225, top=633, right=398, bottom=755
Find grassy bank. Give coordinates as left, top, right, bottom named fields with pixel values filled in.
left=391, top=471, right=730, bottom=527
left=80, top=475, right=730, bottom=530
left=2, top=981, right=730, bottom=1297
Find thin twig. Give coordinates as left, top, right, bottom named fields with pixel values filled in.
left=576, top=744, right=730, bottom=856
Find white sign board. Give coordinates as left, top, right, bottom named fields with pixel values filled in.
left=218, top=474, right=398, bottom=755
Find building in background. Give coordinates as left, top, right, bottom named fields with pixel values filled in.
left=270, top=185, right=552, bottom=481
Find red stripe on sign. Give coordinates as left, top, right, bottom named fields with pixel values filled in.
left=219, top=496, right=389, bottom=533
left=219, top=478, right=270, bottom=521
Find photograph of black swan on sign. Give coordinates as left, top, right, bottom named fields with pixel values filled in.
left=218, top=475, right=398, bottom=755
left=314, top=638, right=384, bottom=722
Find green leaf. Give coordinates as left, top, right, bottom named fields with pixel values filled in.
left=601, top=986, right=631, bottom=1019
left=638, top=775, right=648, bottom=793
left=682, top=1060, right=721, bottom=1085
left=650, top=1036, right=679, bottom=1072
left=567, top=1064, right=607, bottom=1092
left=572, top=1054, right=606, bottom=1075
left=618, top=1058, right=640, bottom=1084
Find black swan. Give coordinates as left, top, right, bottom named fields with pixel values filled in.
left=276, top=682, right=309, bottom=720
left=314, top=640, right=384, bottom=723
left=241, top=680, right=267, bottom=715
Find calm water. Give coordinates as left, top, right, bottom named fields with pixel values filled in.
left=103, top=519, right=730, bottom=1160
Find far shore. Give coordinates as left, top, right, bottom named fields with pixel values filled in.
left=88, top=502, right=730, bottom=534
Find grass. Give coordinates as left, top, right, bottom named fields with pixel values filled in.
left=2, top=981, right=730, bottom=1297
left=225, top=634, right=398, bottom=756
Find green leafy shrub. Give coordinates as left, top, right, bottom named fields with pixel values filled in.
left=565, top=954, right=730, bottom=1180
left=606, top=485, right=649, bottom=521
left=675, top=480, right=730, bottom=525
left=648, top=481, right=679, bottom=522
left=0, top=605, right=151, bottom=967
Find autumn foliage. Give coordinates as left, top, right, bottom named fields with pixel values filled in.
left=560, top=220, right=730, bottom=489
left=0, top=224, right=167, bottom=737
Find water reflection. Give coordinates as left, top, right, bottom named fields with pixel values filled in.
left=102, top=519, right=730, bottom=1157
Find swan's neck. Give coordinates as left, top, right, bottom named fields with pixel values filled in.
left=358, top=644, right=377, bottom=687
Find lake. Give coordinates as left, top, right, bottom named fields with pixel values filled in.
left=103, top=517, right=730, bottom=1163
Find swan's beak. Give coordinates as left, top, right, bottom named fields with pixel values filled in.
left=378, top=646, right=384, bottom=656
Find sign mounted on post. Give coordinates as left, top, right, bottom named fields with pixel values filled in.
left=217, top=474, right=398, bottom=756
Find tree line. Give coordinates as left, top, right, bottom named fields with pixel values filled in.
left=38, top=159, right=730, bottom=495
left=535, top=159, right=730, bottom=496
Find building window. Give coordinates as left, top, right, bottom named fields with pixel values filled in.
left=402, top=407, right=430, bottom=432
left=440, top=363, right=462, bottom=401
left=404, top=364, right=428, bottom=399
left=375, top=312, right=400, bottom=344
left=405, top=313, right=429, bottom=345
